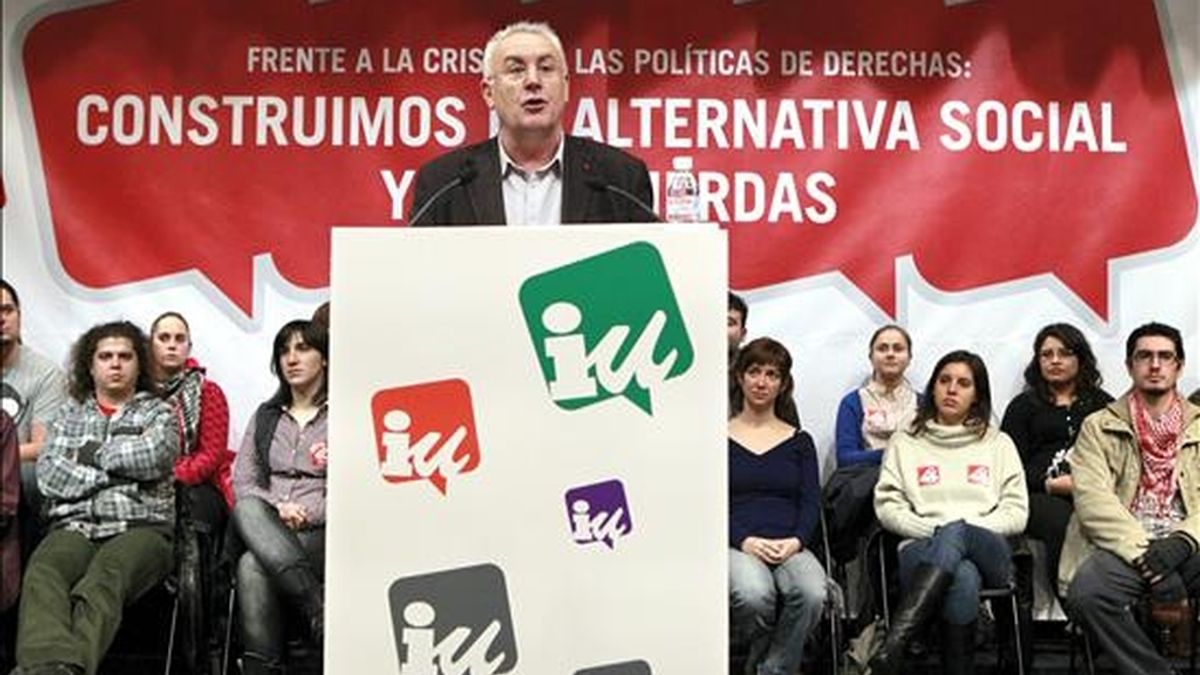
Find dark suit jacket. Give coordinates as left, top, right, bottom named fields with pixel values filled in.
left=410, top=136, right=657, bottom=226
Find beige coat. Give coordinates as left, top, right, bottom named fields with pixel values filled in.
left=1058, top=394, right=1200, bottom=594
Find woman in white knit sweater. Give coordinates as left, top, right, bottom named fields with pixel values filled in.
left=868, top=350, right=1029, bottom=675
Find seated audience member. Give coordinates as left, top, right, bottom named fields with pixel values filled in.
left=1063, top=322, right=1200, bottom=675
left=148, top=311, right=232, bottom=659
left=311, top=302, right=329, bottom=333
left=728, top=338, right=826, bottom=675
left=149, top=311, right=233, bottom=526
left=1, top=280, right=68, bottom=554
left=728, top=293, right=748, bottom=409
left=835, top=324, right=918, bottom=468
left=1, top=411, right=17, bottom=612
left=13, top=321, right=178, bottom=675
left=232, top=320, right=328, bottom=675
left=871, top=350, right=1028, bottom=675
left=826, top=326, right=918, bottom=608
left=728, top=292, right=748, bottom=362
left=1000, top=323, right=1111, bottom=595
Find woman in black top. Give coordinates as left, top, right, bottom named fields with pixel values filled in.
left=1000, top=323, right=1112, bottom=592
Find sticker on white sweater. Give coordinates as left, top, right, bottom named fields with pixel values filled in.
left=917, top=465, right=941, bottom=486
left=967, top=465, right=991, bottom=485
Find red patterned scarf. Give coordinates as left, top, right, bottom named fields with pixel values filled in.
left=1131, top=390, right=1184, bottom=517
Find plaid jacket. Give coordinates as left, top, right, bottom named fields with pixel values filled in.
left=38, top=390, right=178, bottom=539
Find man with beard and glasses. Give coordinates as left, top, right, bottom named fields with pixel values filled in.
left=1063, top=322, right=1200, bottom=675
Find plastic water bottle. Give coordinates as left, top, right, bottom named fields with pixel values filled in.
left=665, top=156, right=700, bottom=223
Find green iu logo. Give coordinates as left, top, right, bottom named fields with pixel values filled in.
left=519, top=241, right=694, bottom=415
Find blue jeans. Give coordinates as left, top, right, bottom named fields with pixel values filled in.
left=232, top=497, right=324, bottom=664
left=898, top=521, right=1012, bottom=625
left=729, top=548, right=827, bottom=675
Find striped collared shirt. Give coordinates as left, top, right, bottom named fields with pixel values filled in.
left=498, top=136, right=564, bottom=226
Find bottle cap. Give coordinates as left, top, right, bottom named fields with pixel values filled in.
left=671, top=156, right=694, bottom=171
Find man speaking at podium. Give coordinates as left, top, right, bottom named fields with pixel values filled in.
left=410, top=21, right=657, bottom=227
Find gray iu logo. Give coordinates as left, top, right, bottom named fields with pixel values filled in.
left=574, top=660, right=653, bottom=675
left=389, top=563, right=518, bottom=675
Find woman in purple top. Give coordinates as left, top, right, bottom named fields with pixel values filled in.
left=232, top=320, right=328, bottom=675
left=729, top=338, right=826, bottom=675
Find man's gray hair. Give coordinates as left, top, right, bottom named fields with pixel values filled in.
left=481, top=21, right=567, bottom=79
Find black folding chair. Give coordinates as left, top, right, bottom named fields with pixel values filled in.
left=870, top=529, right=1029, bottom=675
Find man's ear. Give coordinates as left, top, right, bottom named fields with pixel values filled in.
left=480, top=77, right=495, bottom=110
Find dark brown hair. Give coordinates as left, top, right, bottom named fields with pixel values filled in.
left=149, top=311, right=191, bottom=342
left=266, top=319, right=329, bottom=408
left=910, top=350, right=992, bottom=438
left=728, top=292, right=747, bottom=327
left=1125, top=322, right=1185, bottom=364
left=68, top=321, right=155, bottom=402
left=1022, top=323, right=1103, bottom=403
left=869, top=324, right=911, bottom=354
left=730, top=337, right=800, bottom=427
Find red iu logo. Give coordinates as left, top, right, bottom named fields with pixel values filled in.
left=370, top=379, right=481, bottom=495
left=917, top=465, right=941, bottom=487
left=967, top=465, right=991, bottom=486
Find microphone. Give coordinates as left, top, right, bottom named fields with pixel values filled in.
left=584, top=177, right=662, bottom=223
left=408, top=161, right=478, bottom=226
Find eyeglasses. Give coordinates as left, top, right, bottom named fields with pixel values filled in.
left=1131, top=350, right=1178, bottom=365
left=1038, top=347, right=1075, bottom=360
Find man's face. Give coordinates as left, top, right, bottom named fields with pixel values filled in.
left=91, top=336, right=139, bottom=402
left=0, top=289, right=21, bottom=346
left=481, top=31, right=569, bottom=139
left=1127, top=335, right=1182, bottom=397
left=727, top=309, right=746, bottom=353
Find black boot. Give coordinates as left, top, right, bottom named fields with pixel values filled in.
left=868, top=563, right=953, bottom=675
left=275, top=565, right=324, bottom=644
left=941, top=621, right=975, bottom=675
left=240, top=652, right=285, bottom=675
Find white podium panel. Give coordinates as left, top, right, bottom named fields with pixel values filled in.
left=327, top=226, right=728, bottom=674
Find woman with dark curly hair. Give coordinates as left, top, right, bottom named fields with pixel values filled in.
left=231, top=320, right=328, bottom=675
left=1001, top=323, right=1112, bottom=592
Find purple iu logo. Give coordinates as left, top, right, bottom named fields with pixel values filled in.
left=565, top=479, right=633, bottom=549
